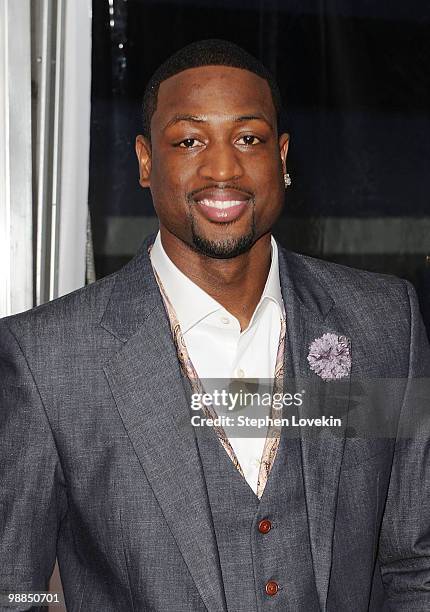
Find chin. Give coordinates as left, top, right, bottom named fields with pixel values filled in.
left=191, top=226, right=256, bottom=259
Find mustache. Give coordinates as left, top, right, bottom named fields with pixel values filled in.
left=186, top=184, right=256, bottom=202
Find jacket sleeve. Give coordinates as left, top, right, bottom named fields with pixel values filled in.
left=0, top=320, right=67, bottom=612
left=378, top=280, right=430, bottom=610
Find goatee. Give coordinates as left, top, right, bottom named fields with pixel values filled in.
left=190, top=217, right=256, bottom=259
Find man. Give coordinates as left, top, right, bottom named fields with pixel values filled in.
left=1, top=39, right=429, bottom=611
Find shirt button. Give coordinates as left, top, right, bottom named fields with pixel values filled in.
left=265, top=580, right=279, bottom=596
left=220, top=316, right=230, bottom=325
left=236, top=368, right=245, bottom=378
left=258, top=519, right=272, bottom=534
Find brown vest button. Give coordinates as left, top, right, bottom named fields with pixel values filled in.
left=258, top=519, right=272, bottom=534
left=265, top=580, right=279, bottom=596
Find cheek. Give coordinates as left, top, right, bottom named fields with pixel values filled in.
left=254, top=164, right=284, bottom=221
left=151, top=152, right=192, bottom=196
left=149, top=157, right=194, bottom=234
left=150, top=162, right=183, bottom=208
left=255, top=163, right=283, bottom=200
left=251, top=152, right=282, bottom=183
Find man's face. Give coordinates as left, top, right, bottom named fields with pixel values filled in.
left=136, top=65, right=289, bottom=258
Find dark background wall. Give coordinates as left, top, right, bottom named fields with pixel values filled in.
left=88, top=0, right=430, bottom=335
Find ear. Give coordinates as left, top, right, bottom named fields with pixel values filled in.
left=279, top=132, right=290, bottom=174
left=135, top=135, right=152, bottom=187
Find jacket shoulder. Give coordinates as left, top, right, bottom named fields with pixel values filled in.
left=284, top=249, right=408, bottom=300
left=0, top=271, right=118, bottom=341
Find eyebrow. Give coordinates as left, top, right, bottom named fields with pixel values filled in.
left=163, top=113, right=272, bottom=131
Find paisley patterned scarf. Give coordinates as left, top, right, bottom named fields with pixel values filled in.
left=149, top=246, right=286, bottom=499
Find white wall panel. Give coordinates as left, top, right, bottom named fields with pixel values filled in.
left=57, top=0, right=92, bottom=297
left=0, top=0, right=33, bottom=316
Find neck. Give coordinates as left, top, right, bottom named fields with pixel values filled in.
left=159, top=228, right=273, bottom=331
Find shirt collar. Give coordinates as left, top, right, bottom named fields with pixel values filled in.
left=149, top=231, right=284, bottom=334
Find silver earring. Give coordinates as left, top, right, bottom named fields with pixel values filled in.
left=284, top=172, right=292, bottom=188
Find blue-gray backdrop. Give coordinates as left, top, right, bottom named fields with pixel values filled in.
left=88, top=0, right=430, bottom=336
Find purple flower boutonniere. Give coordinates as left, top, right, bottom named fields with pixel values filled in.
left=307, top=333, right=351, bottom=381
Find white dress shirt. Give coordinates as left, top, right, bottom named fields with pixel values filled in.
left=150, top=231, right=285, bottom=494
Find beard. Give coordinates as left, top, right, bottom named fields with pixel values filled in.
left=189, top=210, right=257, bottom=259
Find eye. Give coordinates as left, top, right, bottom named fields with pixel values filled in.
left=236, top=134, right=262, bottom=146
left=177, top=138, right=202, bottom=148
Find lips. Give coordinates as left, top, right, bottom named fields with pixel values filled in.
left=193, top=189, right=251, bottom=223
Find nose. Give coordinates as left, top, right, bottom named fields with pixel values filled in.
left=197, top=140, right=244, bottom=182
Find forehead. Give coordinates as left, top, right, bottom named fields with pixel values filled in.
left=153, top=65, right=276, bottom=124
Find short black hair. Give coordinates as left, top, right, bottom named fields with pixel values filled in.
left=142, top=38, right=283, bottom=141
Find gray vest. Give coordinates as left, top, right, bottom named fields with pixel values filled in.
left=195, top=422, right=320, bottom=611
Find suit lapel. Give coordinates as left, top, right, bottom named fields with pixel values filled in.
left=101, top=235, right=226, bottom=612
left=278, top=246, right=351, bottom=612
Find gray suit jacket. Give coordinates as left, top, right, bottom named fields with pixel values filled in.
left=1, top=234, right=429, bottom=611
